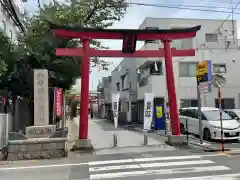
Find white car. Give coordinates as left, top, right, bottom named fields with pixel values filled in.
left=224, top=109, right=240, bottom=121
left=179, top=107, right=240, bottom=141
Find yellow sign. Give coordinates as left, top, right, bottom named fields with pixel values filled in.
left=196, top=60, right=208, bottom=76
left=156, top=106, right=163, bottom=118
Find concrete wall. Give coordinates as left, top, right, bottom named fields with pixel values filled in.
left=7, top=138, right=67, bottom=161
left=139, top=17, right=239, bottom=49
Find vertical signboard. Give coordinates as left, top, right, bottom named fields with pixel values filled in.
left=112, top=92, right=120, bottom=128
left=54, top=88, right=63, bottom=117
left=196, top=60, right=212, bottom=93
left=143, top=93, right=154, bottom=130
left=34, top=69, right=49, bottom=126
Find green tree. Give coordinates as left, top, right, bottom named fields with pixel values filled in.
left=13, top=0, right=127, bottom=98
left=0, top=30, right=18, bottom=97
left=0, top=0, right=127, bottom=123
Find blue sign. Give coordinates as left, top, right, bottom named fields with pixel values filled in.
left=153, top=104, right=165, bottom=130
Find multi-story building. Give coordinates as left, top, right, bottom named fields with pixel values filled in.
left=97, top=76, right=112, bottom=119
left=110, top=58, right=138, bottom=124
left=0, top=0, right=25, bottom=41
left=133, top=17, right=240, bottom=123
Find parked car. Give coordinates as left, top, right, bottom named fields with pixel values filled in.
left=179, top=107, right=240, bottom=141
left=224, top=109, right=240, bottom=121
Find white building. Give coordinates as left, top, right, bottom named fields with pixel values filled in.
left=97, top=76, right=112, bottom=119
left=0, top=0, right=25, bottom=41
left=134, top=17, right=240, bottom=123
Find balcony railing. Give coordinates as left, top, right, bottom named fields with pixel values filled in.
left=200, top=38, right=240, bottom=50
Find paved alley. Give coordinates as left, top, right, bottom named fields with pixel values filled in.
left=72, top=117, right=174, bottom=155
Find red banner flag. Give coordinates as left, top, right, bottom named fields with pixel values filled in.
left=54, top=88, right=63, bottom=117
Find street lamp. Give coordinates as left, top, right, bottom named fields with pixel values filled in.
left=212, top=73, right=226, bottom=152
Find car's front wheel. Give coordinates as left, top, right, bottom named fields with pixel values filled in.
left=203, top=128, right=212, bottom=141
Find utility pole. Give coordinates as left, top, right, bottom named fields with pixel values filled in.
left=197, top=83, right=203, bottom=144
left=197, top=46, right=205, bottom=144
left=128, top=81, right=132, bottom=125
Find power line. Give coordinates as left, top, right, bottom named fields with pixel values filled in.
left=171, top=0, right=240, bottom=64
left=159, top=4, right=240, bottom=10
left=198, top=0, right=239, bottom=5
left=214, top=0, right=240, bottom=32
left=127, top=2, right=240, bottom=14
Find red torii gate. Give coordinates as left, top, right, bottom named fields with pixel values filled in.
left=50, top=23, right=201, bottom=144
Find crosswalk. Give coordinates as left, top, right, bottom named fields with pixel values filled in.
left=88, top=154, right=236, bottom=180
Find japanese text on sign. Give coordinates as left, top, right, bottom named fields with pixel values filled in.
left=196, top=60, right=212, bottom=85
left=36, top=72, right=45, bottom=122
left=34, top=69, right=49, bottom=126
left=54, top=88, right=63, bottom=117
left=144, top=101, right=152, bottom=117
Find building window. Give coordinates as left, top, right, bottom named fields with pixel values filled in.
left=150, top=62, right=162, bottom=75
left=215, top=98, right=235, bottom=109
left=179, top=62, right=197, bottom=77
left=180, top=99, right=198, bottom=108
left=205, top=33, right=218, bottom=42
left=121, top=77, right=125, bottom=90
left=116, top=82, right=120, bottom=91
left=171, top=27, right=193, bottom=49
left=213, top=64, right=226, bottom=73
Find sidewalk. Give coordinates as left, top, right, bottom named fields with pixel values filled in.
left=87, top=118, right=166, bottom=149
left=65, top=117, right=177, bottom=155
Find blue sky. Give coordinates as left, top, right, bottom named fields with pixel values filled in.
left=23, top=0, right=240, bottom=91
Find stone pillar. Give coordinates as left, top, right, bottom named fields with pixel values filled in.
left=34, top=69, right=49, bottom=126
left=25, top=69, right=55, bottom=139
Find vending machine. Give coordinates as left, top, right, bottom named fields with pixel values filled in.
left=154, top=104, right=166, bottom=130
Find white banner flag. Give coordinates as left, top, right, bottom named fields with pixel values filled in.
left=143, top=93, right=154, bottom=130
left=112, top=92, right=120, bottom=128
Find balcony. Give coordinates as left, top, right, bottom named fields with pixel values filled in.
left=138, top=61, right=163, bottom=88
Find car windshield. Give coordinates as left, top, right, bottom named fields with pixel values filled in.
left=234, top=111, right=240, bottom=117
left=203, top=110, right=232, bottom=120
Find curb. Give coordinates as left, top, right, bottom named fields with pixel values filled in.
left=204, top=148, right=231, bottom=152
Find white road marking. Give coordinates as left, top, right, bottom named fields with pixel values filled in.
left=90, top=165, right=230, bottom=179
left=148, top=165, right=230, bottom=174
left=90, top=164, right=140, bottom=172
left=89, top=154, right=215, bottom=166
left=140, top=160, right=214, bottom=168
left=89, top=159, right=134, bottom=166
left=0, top=154, right=226, bottom=172
left=154, top=172, right=240, bottom=180
left=90, top=160, right=214, bottom=172
left=0, top=162, right=88, bottom=171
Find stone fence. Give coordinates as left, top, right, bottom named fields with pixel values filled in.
left=7, top=138, right=67, bottom=161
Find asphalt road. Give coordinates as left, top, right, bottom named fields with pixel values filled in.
left=1, top=148, right=240, bottom=180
